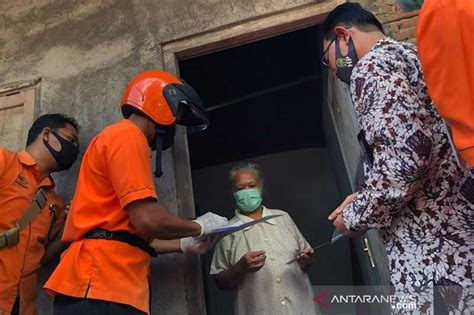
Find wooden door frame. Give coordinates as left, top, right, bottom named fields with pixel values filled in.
left=161, top=0, right=345, bottom=226
left=0, top=80, right=40, bottom=148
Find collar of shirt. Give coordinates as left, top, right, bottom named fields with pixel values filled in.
left=370, top=36, right=394, bottom=54
left=18, top=150, right=53, bottom=188
left=234, top=206, right=278, bottom=231
left=18, top=150, right=37, bottom=166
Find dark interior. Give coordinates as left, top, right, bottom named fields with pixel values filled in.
left=178, top=24, right=358, bottom=315
left=180, top=25, right=325, bottom=169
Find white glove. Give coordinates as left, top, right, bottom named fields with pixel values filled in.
left=180, top=233, right=223, bottom=254
left=194, top=212, right=228, bottom=237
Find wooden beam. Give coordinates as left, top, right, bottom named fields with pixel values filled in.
left=161, top=0, right=345, bottom=69
left=206, top=74, right=320, bottom=111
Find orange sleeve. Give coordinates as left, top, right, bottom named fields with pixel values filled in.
left=417, top=0, right=474, bottom=164
left=0, top=148, right=8, bottom=179
left=104, top=134, right=157, bottom=208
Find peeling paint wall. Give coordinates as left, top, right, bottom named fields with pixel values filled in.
left=0, top=1, right=340, bottom=314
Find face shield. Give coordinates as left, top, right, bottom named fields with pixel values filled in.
left=163, top=83, right=210, bottom=134
left=152, top=81, right=209, bottom=177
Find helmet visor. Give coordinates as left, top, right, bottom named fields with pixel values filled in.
left=163, top=83, right=209, bottom=134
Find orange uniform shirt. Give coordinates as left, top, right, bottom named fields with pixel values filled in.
left=44, top=119, right=157, bottom=314
left=417, top=0, right=474, bottom=165
left=0, top=149, right=65, bottom=315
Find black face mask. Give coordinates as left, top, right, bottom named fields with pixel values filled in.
left=43, top=130, right=79, bottom=171
left=335, top=37, right=359, bottom=85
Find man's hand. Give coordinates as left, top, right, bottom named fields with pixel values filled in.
left=328, top=192, right=356, bottom=221
left=194, top=212, right=228, bottom=237
left=295, top=248, right=314, bottom=270
left=180, top=233, right=223, bottom=254
left=215, top=250, right=266, bottom=290
left=236, top=251, right=266, bottom=273
left=332, top=213, right=358, bottom=237
left=329, top=193, right=359, bottom=237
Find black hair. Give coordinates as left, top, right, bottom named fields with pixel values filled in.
left=26, top=113, right=79, bottom=146
left=321, top=3, right=384, bottom=40
left=121, top=104, right=148, bottom=120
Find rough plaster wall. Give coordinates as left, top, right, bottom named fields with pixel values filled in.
left=0, top=0, right=336, bottom=314
left=154, top=0, right=323, bottom=42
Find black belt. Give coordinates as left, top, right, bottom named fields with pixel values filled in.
left=83, top=228, right=157, bottom=257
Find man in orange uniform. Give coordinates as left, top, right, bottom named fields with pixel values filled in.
left=397, top=0, right=474, bottom=166
left=44, top=70, right=228, bottom=314
left=0, top=113, right=80, bottom=315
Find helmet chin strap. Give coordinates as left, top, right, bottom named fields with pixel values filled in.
left=154, top=128, right=165, bottom=178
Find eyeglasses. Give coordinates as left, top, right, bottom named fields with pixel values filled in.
left=320, top=37, right=336, bottom=67
left=320, top=25, right=352, bottom=67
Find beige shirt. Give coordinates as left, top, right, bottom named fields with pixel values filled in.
left=210, top=207, right=319, bottom=315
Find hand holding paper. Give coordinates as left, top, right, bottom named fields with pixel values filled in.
left=236, top=251, right=266, bottom=273
left=295, top=248, right=314, bottom=269
left=285, top=229, right=347, bottom=265
left=184, top=213, right=282, bottom=254
left=194, top=212, right=228, bottom=237
left=180, top=233, right=223, bottom=254
left=206, top=214, right=283, bottom=237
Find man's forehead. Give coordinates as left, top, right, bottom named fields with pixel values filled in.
left=63, top=123, right=78, bottom=131
left=59, top=124, right=79, bottom=137
left=235, top=169, right=259, bottom=182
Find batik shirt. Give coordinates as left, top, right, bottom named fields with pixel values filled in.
left=342, top=37, right=473, bottom=313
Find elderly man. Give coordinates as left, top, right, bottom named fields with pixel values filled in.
left=211, top=163, right=318, bottom=315
left=323, top=3, right=473, bottom=313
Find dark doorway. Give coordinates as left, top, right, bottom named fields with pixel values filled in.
left=179, top=25, right=355, bottom=315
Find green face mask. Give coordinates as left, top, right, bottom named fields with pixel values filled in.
left=235, top=188, right=262, bottom=213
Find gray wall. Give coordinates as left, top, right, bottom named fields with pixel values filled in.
left=0, top=1, right=337, bottom=314
left=192, top=148, right=354, bottom=315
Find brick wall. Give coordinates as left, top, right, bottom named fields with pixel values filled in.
left=352, top=0, right=419, bottom=43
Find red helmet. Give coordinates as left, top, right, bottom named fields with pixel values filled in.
left=120, top=70, right=209, bottom=177
left=120, top=70, right=209, bottom=132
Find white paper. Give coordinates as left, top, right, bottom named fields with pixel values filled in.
left=331, top=229, right=345, bottom=243
left=207, top=214, right=283, bottom=237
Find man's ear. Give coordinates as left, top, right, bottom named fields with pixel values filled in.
left=42, top=127, right=51, bottom=142
left=334, top=26, right=351, bottom=44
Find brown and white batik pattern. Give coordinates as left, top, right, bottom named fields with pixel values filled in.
left=342, top=37, right=473, bottom=314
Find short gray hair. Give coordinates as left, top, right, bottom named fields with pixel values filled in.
left=229, top=162, right=264, bottom=188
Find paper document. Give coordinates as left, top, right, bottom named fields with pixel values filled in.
left=285, top=228, right=346, bottom=264
left=208, top=214, right=283, bottom=237
left=331, top=229, right=345, bottom=243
